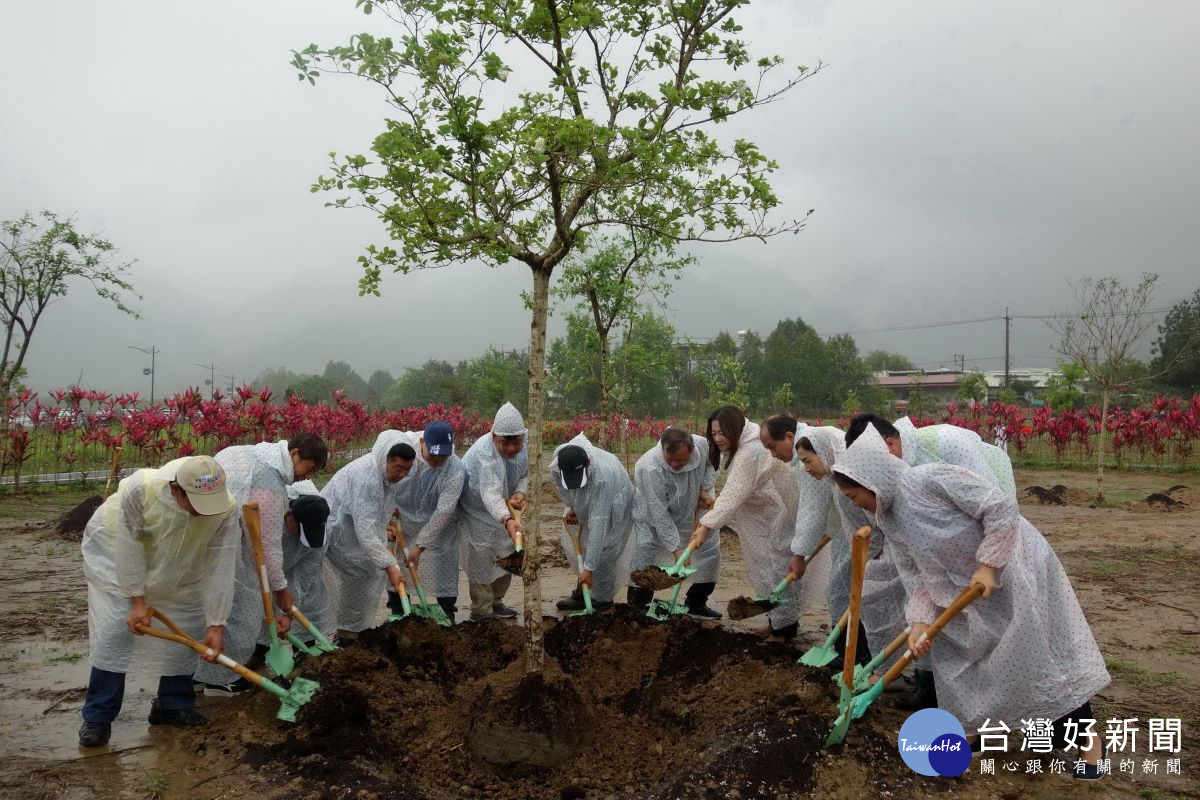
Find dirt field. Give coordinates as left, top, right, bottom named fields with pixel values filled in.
left=0, top=467, right=1197, bottom=799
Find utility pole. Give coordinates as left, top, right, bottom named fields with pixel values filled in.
left=195, top=363, right=217, bottom=398
left=129, top=345, right=158, bottom=405
left=1003, top=307, right=1011, bottom=388
left=221, top=374, right=237, bottom=396
left=953, top=353, right=965, bottom=373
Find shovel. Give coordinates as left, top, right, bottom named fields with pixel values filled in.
left=386, top=530, right=414, bottom=622
left=288, top=605, right=338, bottom=654
left=645, top=535, right=702, bottom=621
left=135, top=607, right=318, bottom=723
left=849, top=584, right=985, bottom=722
left=728, top=535, right=831, bottom=620
left=800, top=608, right=850, bottom=667
left=391, top=515, right=452, bottom=627
left=562, top=517, right=595, bottom=617
left=825, top=525, right=872, bottom=748
left=102, top=446, right=122, bottom=500
left=243, top=502, right=295, bottom=677
left=849, top=625, right=912, bottom=692
left=494, top=501, right=525, bottom=575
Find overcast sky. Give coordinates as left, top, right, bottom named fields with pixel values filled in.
left=2, top=0, right=1197, bottom=397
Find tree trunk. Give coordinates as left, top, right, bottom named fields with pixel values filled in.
left=522, top=265, right=552, bottom=674
left=1095, top=388, right=1109, bottom=503
left=596, top=331, right=610, bottom=448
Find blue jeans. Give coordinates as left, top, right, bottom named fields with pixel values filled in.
left=81, top=667, right=195, bottom=724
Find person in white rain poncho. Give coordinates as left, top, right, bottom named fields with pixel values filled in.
left=79, top=456, right=239, bottom=748
left=845, top=412, right=1017, bottom=710
left=194, top=434, right=328, bottom=693
left=322, top=431, right=416, bottom=636
left=833, top=426, right=1109, bottom=779
left=759, top=417, right=864, bottom=663
left=628, top=428, right=721, bottom=617
left=273, top=481, right=334, bottom=643
left=550, top=433, right=635, bottom=611
left=692, top=408, right=823, bottom=637
left=387, top=421, right=466, bottom=621
left=459, top=402, right=528, bottom=621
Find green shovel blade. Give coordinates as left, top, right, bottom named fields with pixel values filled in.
left=850, top=680, right=886, bottom=721
left=265, top=628, right=295, bottom=677
left=269, top=676, right=320, bottom=723
left=286, top=632, right=321, bottom=657
left=570, top=585, right=595, bottom=617
left=799, top=622, right=844, bottom=667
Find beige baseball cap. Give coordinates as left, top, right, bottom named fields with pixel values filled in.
left=172, top=456, right=234, bottom=516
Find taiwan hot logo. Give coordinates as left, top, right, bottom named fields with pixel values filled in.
left=897, top=708, right=971, bottom=777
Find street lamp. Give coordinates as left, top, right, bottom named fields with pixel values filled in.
left=129, top=345, right=158, bottom=405
left=195, top=362, right=217, bottom=398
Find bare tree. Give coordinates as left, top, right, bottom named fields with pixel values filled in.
left=1, top=211, right=140, bottom=428
left=1050, top=273, right=1158, bottom=501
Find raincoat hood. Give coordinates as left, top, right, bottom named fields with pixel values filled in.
left=371, top=430, right=409, bottom=483
left=832, top=425, right=908, bottom=512
left=656, top=436, right=705, bottom=474
left=794, top=424, right=844, bottom=479
left=491, top=402, right=527, bottom=436
left=254, top=439, right=295, bottom=485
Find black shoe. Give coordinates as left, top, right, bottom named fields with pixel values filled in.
left=769, top=622, right=798, bottom=640
left=687, top=605, right=723, bottom=620
left=148, top=700, right=206, bottom=727
left=78, top=721, right=111, bottom=747
left=491, top=603, right=519, bottom=619
left=202, top=677, right=255, bottom=697
left=386, top=590, right=405, bottom=612
left=556, top=590, right=585, bottom=611
left=627, top=586, right=653, bottom=612
left=894, top=670, right=938, bottom=711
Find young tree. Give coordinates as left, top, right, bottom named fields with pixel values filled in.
left=1051, top=273, right=1161, bottom=501
left=551, top=233, right=689, bottom=443
left=295, top=0, right=817, bottom=672
left=954, top=371, right=989, bottom=404
left=1, top=211, right=139, bottom=428
left=1043, top=361, right=1086, bottom=411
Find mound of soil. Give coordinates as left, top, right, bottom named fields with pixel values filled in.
left=1023, top=484, right=1095, bottom=506
left=53, top=495, right=102, bottom=538
left=1124, top=484, right=1196, bottom=513
left=220, top=608, right=946, bottom=799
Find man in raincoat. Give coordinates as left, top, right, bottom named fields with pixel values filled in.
left=833, top=426, right=1109, bottom=780
left=195, top=434, right=328, bottom=693
left=458, top=402, right=527, bottom=622
left=845, top=413, right=1016, bottom=710
left=272, top=480, right=333, bottom=646
left=629, top=427, right=720, bottom=617
left=551, top=433, right=635, bottom=611
left=387, top=421, right=466, bottom=620
left=79, top=455, right=240, bottom=747
left=323, top=431, right=416, bottom=636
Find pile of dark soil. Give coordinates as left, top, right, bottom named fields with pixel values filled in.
left=1023, top=484, right=1095, bottom=506
left=213, top=608, right=946, bottom=799
left=53, top=495, right=102, bottom=538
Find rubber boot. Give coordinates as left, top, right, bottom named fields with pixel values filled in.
left=386, top=590, right=405, bottom=613
left=895, top=668, right=938, bottom=711
left=627, top=585, right=654, bottom=613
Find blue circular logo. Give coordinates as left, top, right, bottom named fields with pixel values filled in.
left=897, top=709, right=970, bottom=776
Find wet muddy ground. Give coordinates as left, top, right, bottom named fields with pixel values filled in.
left=1, top=468, right=1198, bottom=799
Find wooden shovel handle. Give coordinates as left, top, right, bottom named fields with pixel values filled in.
left=881, top=626, right=913, bottom=661
left=881, top=584, right=985, bottom=685
left=507, top=500, right=523, bottom=526
left=136, top=608, right=264, bottom=688
left=288, top=606, right=315, bottom=630
left=842, top=526, right=872, bottom=689
left=808, top=535, right=831, bottom=561
left=390, top=511, right=421, bottom=591
left=242, top=503, right=275, bottom=628
left=102, top=446, right=122, bottom=500
left=563, top=517, right=583, bottom=557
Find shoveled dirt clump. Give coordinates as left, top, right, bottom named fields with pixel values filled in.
left=726, top=594, right=772, bottom=620
left=630, top=565, right=682, bottom=591
left=53, top=495, right=103, bottom=537
left=223, top=607, right=951, bottom=799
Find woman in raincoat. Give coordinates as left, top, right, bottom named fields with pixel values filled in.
left=194, top=434, right=327, bottom=693
left=833, top=426, right=1109, bottom=779
left=79, top=455, right=240, bottom=747
left=458, top=402, right=528, bottom=621
left=392, top=421, right=466, bottom=620
left=549, top=433, right=635, bottom=611
left=691, top=407, right=824, bottom=637
left=322, top=430, right=415, bottom=636
left=629, top=427, right=720, bottom=616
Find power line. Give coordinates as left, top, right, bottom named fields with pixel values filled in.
left=817, top=307, right=1172, bottom=337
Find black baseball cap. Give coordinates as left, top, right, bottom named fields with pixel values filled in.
left=290, top=494, right=330, bottom=548
left=557, top=445, right=589, bottom=490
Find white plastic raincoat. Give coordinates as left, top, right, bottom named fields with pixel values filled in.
left=395, top=430, right=467, bottom=598
left=279, top=480, right=334, bottom=638
left=194, top=440, right=295, bottom=684
left=458, top=407, right=528, bottom=585
left=699, top=422, right=823, bottom=629
left=550, top=434, right=635, bottom=603
left=790, top=425, right=870, bottom=623
left=630, top=435, right=721, bottom=585
left=81, top=457, right=239, bottom=675
left=834, top=427, right=1109, bottom=731
left=322, top=431, right=406, bottom=632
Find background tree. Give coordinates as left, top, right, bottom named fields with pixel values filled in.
left=254, top=366, right=305, bottom=398
left=366, top=368, right=397, bottom=407
left=295, top=0, right=816, bottom=672
left=1043, top=361, right=1086, bottom=411
left=954, top=371, right=989, bottom=404
left=1, top=210, right=139, bottom=428
left=863, top=349, right=916, bottom=372
left=551, top=233, right=689, bottom=443
left=738, top=330, right=767, bottom=412
left=547, top=312, right=602, bottom=413
left=323, top=360, right=370, bottom=402
left=459, top=348, right=529, bottom=413
left=1152, top=286, right=1200, bottom=394
left=286, top=374, right=335, bottom=403
left=1051, top=273, right=1161, bottom=501
left=384, top=359, right=465, bottom=409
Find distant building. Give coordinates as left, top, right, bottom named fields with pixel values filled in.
left=874, top=367, right=1059, bottom=410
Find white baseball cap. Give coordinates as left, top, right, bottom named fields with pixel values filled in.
left=172, top=456, right=234, bottom=516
